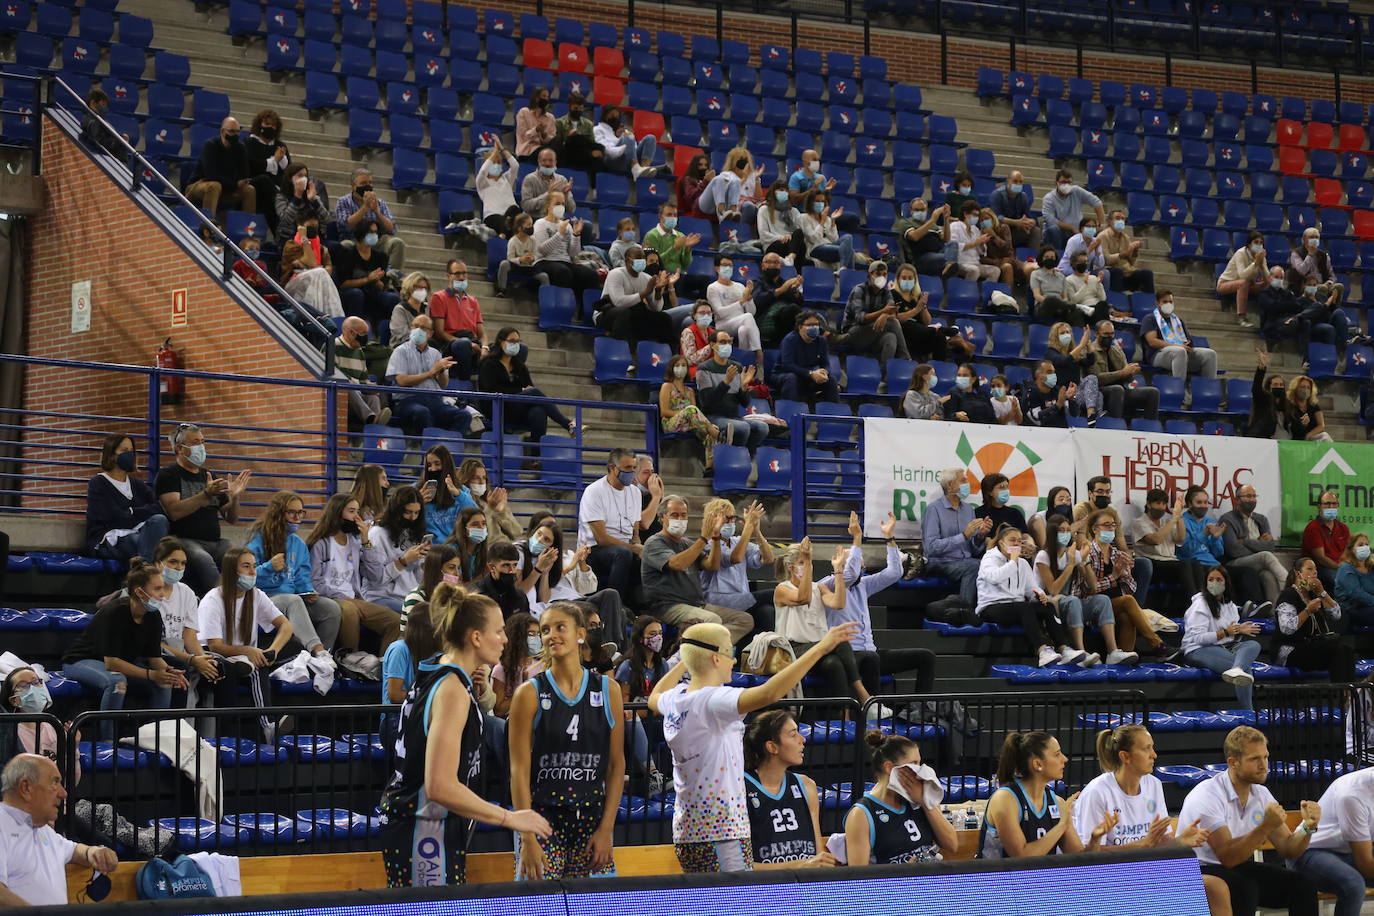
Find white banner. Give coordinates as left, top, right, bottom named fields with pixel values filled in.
left=862, top=418, right=1076, bottom=539
left=1070, top=428, right=1282, bottom=533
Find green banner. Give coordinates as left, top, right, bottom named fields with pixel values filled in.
left=1278, top=440, right=1374, bottom=542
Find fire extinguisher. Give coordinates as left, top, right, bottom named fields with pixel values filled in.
left=157, top=337, right=184, bottom=405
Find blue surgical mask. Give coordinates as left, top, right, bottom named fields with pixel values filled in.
left=161, top=565, right=184, bottom=586
left=487, top=162, right=503, bottom=176
left=467, top=527, right=488, bottom=543
left=716, top=343, right=733, bottom=359
left=805, top=326, right=821, bottom=340
left=959, top=185, right=972, bottom=194
left=899, top=278, right=916, bottom=292
left=15, top=683, right=51, bottom=713
left=1357, top=545, right=1371, bottom=561
left=618, top=470, right=637, bottom=487
left=187, top=444, right=207, bottom=466
left=979, top=218, right=992, bottom=229
left=1099, top=529, right=1116, bottom=544
left=1112, top=220, right=1125, bottom=232
left=621, top=230, right=636, bottom=241
left=1082, top=226, right=1097, bottom=239
left=237, top=573, right=257, bottom=591
left=1250, top=243, right=1264, bottom=254
left=528, top=535, right=546, bottom=555
left=1305, top=286, right=1318, bottom=297
left=409, top=328, right=428, bottom=347
left=990, top=386, right=1005, bottom=398
left=996, top=490, right=1011, bottom=505
left=142, top=593, right=162, bottom=611
left=363, top=232, right=379, bottom=247
left=286, top=522, right=300, bottom=534
left=774, top=190, right=788, bottom=203
left=719, top=523, right=736, bottom=539
left=503, top=342, right=521, bottom=357
left=663, top=216, right=678, bottom=230
left=956, top=482, right=971, bottom=500
left=955, top=376, right=972, bottom=389
left=694, top=313, right=711, bottom=327
left=1058, top=332, right=1072, bottom=346
left=526, top=635, right=542, bottom=655
left=1009, top=183, right=1023, bottom=194
left=451, top=279, right=469, bottom=293
left=1056, top=531, right=1072, bottom=547
left=812, top=201, right=825, bottom=213
left=718, top=266, right=733, bottom=281
left=1044, top=373, right=1058, bottom=388
left=539, top=165, right=556, bottom=176
left=1323, top=507, right=1339, bottom=521
left=1271, top=278, right=1286, bottom=290
left=631, top=258, right=647, bottom=273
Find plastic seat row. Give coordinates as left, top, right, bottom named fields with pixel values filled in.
left=1156, top=760, right=1355, bottom=788
left=989, top=660, right=1300, bottom=684
left=153, top=809, right=380, bottom=851
left=1096, top=163, right=1372, bottom=207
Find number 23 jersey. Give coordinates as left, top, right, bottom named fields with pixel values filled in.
left=744, top=770, right=817, bottom=864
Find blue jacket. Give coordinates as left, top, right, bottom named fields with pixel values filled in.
left=1178, top=512, right=1224, bottom=566
left=775, top=330, right=829, bottom=381
left=425, top=501, right=459, bottom=542
left=1335, top=562, right=1374, bottom=609
left=244, top=531, right=314, bottom=595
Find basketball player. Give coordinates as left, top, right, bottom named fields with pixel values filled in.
left=979, top=731, right=1110, bottom=858
left=742, top=710, right=836, bottom=869
left=844, top=731, right=957, bottom=865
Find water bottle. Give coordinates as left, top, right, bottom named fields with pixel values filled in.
left=941, top=805, right=955, bottom=828
left=964, top=806, right=978, bottom=830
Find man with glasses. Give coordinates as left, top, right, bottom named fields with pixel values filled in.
left=185, top=116, right=255, bottom=218
left=641, top=495, right=754, bottom=646
left=428, top=259, right=487, bottom=380
left=1073, top=476, right=1153, bottom=608
left=154, top=423, right=251, bottom=595
left=1303, top=490, right=1350, bottom=592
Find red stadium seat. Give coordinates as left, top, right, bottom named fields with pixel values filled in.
left=1305, top=121, right=1334, bottom=150
left=557, top=43, right=589, bottom=73
left=633, top=109, right=665, bottom=141
left=593, top=76, right=623, bottom=107
left=1278, top=145, right=1308, bottom=176
left=1275, top=118, right=1303, bottom=146
left=1354, top=209, right=1374, bottom=240
left=1313, top=178, right=1344, bottom=208
left=522, top=37, right=553, bottom=70
left=1338, top=123, right=1367, bottom=152
left=593, top=46, right=624, bottom=79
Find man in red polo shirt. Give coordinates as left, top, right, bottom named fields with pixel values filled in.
left=428, top=258, right=486, bottom=379
left=1301, top=489, right=1349, bottom=592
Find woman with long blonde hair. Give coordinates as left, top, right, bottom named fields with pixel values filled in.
left=244, top=490, right=341, bottom=660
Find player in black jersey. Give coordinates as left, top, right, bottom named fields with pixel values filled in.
left=845, top=730, right=957, bottom=866
left=980, top=730, right=1101, bottom=859
left=379, top=583, right=550, bottom=887
left=742, top=710, right=835, bottom=869
left=509, top=600, right=626, bottom=880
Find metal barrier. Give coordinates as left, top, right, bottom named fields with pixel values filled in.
left=0, top=712, right=69, bottom=777
left=791, top=414, right=866, bottom=543
left=0, top=352, right=659, bottom=529
left=1252, top=681, right=1372, bottom=808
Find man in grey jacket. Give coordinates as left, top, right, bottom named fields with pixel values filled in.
left=1219, top=483, right=1287, bottom=606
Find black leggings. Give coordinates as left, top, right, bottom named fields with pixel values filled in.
left=535, top=259, right=601, bottom=303
left=1201, top=862, right=1318, bottom=916
left=791, top=639, right=861, bottom=698
left=980, top=601, right=1068, bottom=653
left=764, top=229, right=809, bottom=264
left=1286, top=636, right=1357, bottom=682
left=855, top=648, right=937, bottom=696
left=504, top=386, right=571, bottom=440
left=608, top=303, right=675, bottom=346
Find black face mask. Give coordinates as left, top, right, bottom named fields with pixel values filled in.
left=1099, top=336, right=1115, bottom=347
left=304, top=225, right=319, bottom=240
left=1238, top=500, right=1258, bottom=514
left=1049, top=504, right=1072, bottom=519
left=1038, top=256, right=1055, bottom=269
left=643, top=262, right=662, bottom=276
left=762, top=268, right=780, bottom=282
left=533, top=98, right=547, bottom=109
left=260, top=127, right=277, bottom=140
left=1073, top=262, right=1088, bottom=273
left=223, top=133, right=239, bottom=146
left=115, top=451, right=136, bottom=473
left=1093, top=495, right=1111, bottom=509
left=341, top=519, right=361, bottom=535
left=495, top=571, right=516, bottom=589
left=605, top=117, right=621, bottom=129
left=1271, top=387, right=1285, bottom=400
left=355, top=184, right=373, bottom=196
left=569, top=109, right=584, bottom=120
left=424, top=469, right=445, bottom=482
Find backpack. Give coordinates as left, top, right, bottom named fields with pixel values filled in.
left=136, top=855, right=216, bottom=900
left=899, top=545, right=927, bottom=579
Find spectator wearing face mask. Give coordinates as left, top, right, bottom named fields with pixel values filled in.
left=1099, top=209, right=1154, bottom=294
left=478, top=326, right=576, bottom=441
left=788, top=149, right=837, bottom=203
left=695, top=332, right=771, bottom=450
left=755, top=252, right=806, bottom=346
left=842, top=262, right=912, bottom=363
left=706, top=256, right=765, bottom=367
left=1056, top=216, right=1107, bottom=279
left=678, top=152, right=713, bottom=218
left=361, top=485, right=431, bottom=610
left=680, top=303, right=716, bottom=372
left=338, top=167, right=404, bottom=270
left=245, top=109, right=291, bottom=230
left=895, top=199, right=951, bottom=277
left=945, top=363, right=996, bottom=423
left=275, top=163, right=329, bottom=247
left=515, top=87, right=556, bottom=160
left=659, top=355, right=721, bottom=472
left=608, top=217, right=640, bottom=269
left=187, top=116, right=256, bottom=217
left=1021, top=360, right=1075, bottom=428
left=975, top=473, right=1029, bottom=534
left=1284, top=375, right=1331, bottom=442
left=644, top=203, right=705, bottom=299
left=384, top=315, right=470, bottom=437
left=1245, top=347, right=1286, bottom=439
left=889, top=264, right=973, bottom=362
left=990, top=171, right=1037, bottom=248
left=1128, top=489, right=1187, bottom=606
left=1304, top=490, right=1349, bottom=593
left=944, top=170, right=979, bottom=219
left=280, top=221, right=343, bottom=318
left=922, top=467, right=991, bottom=607
left=601, top=246, right=676, bottom=346
left=773, top=311, right=839, bottom=404
left=1290, top=227, right=1343, bottom=305
left=497, top=213, right=548, bottom=297
left=987, top=374, right=1020, bottom=425
left=1141, top=290, right=1218, bottom=389
left=1044, top=323, right=1104, bottom=425
left=533, top=190, right=601, bottom=304
left=1289, top=271, right=1351, bottom=361
left=334, top=317, right=390, bottom=429
left=475, top=139, right=521, bottom=237
left=697, top=152, right=753, bottom=223
left=593, top=105, right=659, bottom=178
left=757, top=180, right=807, bottom=264
left=1028, top=485, right=1074, bottom=550
left=244, top=490, right=344, bottom=660
left=475, top=540, right=532, bottom=618
left=1064, top=254, right=1110, bottom=325
left=81, top=88, right=127, bottom=156
left=1031, top=246, right=1081, bottom=326
left=902, top=364, right=943, bottom=421
left=799, top=189, right=855, bottom=269
left=1041, top=169, right=1105, bottom=252
left=1216, top=231, right=1271, bottom=329
left=979, top=208, right=1024, bottom=287
left=231, top=236, right=279, bottom=304
left=949, top=200, right=1000, bottom=282
left=389, top=272, right=430, bottom=346
left=155, top=422, right=251, bottom=596
left=336, top=220, right=400, bottom=329
left=553, top=91, right=601, bottom=172
left=86, top=433, right=170, bottom=563
left=1085, top=320, right=1158, bottom=421
left=428, top=259, right=487, bottom=378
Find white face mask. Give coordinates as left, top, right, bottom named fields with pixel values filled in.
left=871, top=275, right=888, bottom=289
left=410, top=288, right=428, bottom=304
left=1158, top=301, right=1174, bottom=315
left=551, top=204, right=565, bottom=219
left=666, top=518, right=689, bottom=537
left=469, top=482, right=487, bottom=497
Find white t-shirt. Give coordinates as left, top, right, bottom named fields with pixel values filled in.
left=0, top=801, right=76, bottom=906
left=658, top=683, right=749, bottom=843
left=577, top=476, right=640, bottom=545
left=949, top=220, right=983, bottom=268
left=196, top=588, right=282, bottom=644
left=1307, top=767, right=1374, bottom=853
left=1177, top=770, right=1278, bottom=866
left=157, top=582, right=201, bottom=645
left=1073, top=771, right=1169, bottom=847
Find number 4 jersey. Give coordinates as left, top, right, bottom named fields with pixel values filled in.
left=530, top=669, right=615, bottom=809
left=744, top=770, right=817, bottom=864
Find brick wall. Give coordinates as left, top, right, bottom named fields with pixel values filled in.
left=21, top=119, right=334, bottom=517
left=483, top=0, right=1374, bottom=108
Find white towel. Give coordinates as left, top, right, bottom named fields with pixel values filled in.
left=119, top=720, right=222, bottom=822
left=270, top=650, right=336, bottom=695
left=0, top=651, right=47, bottom=681
left=187, top=852, right=241, bottom=897
left=825, top=831, right=848, bottom=865
left=887, top=763, right=944, bottom=809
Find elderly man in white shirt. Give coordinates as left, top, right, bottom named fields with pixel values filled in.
left=0, top=754, right=118, bottom=906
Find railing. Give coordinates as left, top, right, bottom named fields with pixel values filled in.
left=39, top=76, right=337, bottom=379
left=791, top=413, right=866, bottom=543
left=1252, top=681, right=1372, bottom=808
left=645, top=0, right=1371, bottom=84
left=0, top=352, right=660, bottom=528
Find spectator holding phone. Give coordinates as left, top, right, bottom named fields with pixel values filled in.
left=307, top=493, right=403, bottom=656
left=361, top=485, right=431, bottom=611
left=244, top=490, right=341, bottom=662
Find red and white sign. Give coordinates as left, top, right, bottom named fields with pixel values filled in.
left=171, top=289, right=188, bottom=328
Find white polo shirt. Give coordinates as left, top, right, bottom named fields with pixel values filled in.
left=576, top=476, right=640, bottom=546
left=0, top=802, right=76, bottom=906
left=1308, top=767, right=1374, bottom=854
left=1177, top=770, right=1278, bottom=866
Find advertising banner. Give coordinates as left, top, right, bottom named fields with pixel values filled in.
left=1277, top=440, right=1374, bottom=542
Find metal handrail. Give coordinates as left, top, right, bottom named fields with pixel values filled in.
left=40, top=75, right=337, bottom=378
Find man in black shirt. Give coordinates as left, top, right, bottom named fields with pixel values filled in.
left=186, top=116, right=256, bottom=218
left=473, top=541, right=530, bottom=618
left=335, top=221, right=400, bottom=328
left=154, top=423, right=251, bottom=595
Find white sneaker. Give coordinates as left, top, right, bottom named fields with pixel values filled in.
left=1104, top=649, right=1140, bottom=666
left=1078, top=652, right=1102, bottom=668
left=1222, top=667, right=1254, bottom=685
left=868, top=702, right=897, bottom=721
left=783, top=253, right=795, bottom=266
left=1037, top=646, right=1060, bottom=667
left=1058, top=646, right=1087, bottom=666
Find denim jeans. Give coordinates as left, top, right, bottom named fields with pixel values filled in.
left=1290, top=849, right=1373, bottom=916
left=713, top=416, right=769, bottom=449
left=1184, top=639, right=1262, bottom=708
left=1060, top=594, right=1115, bottom=628
left=927, top=557, right=980, bottom=605
left=392, top=394, right=471, bottom=437
left=64, top=657, right=172, bottom=738
left=95, top=514, right=171, bottom=566
left=810, top=234, right=855, bottom=269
